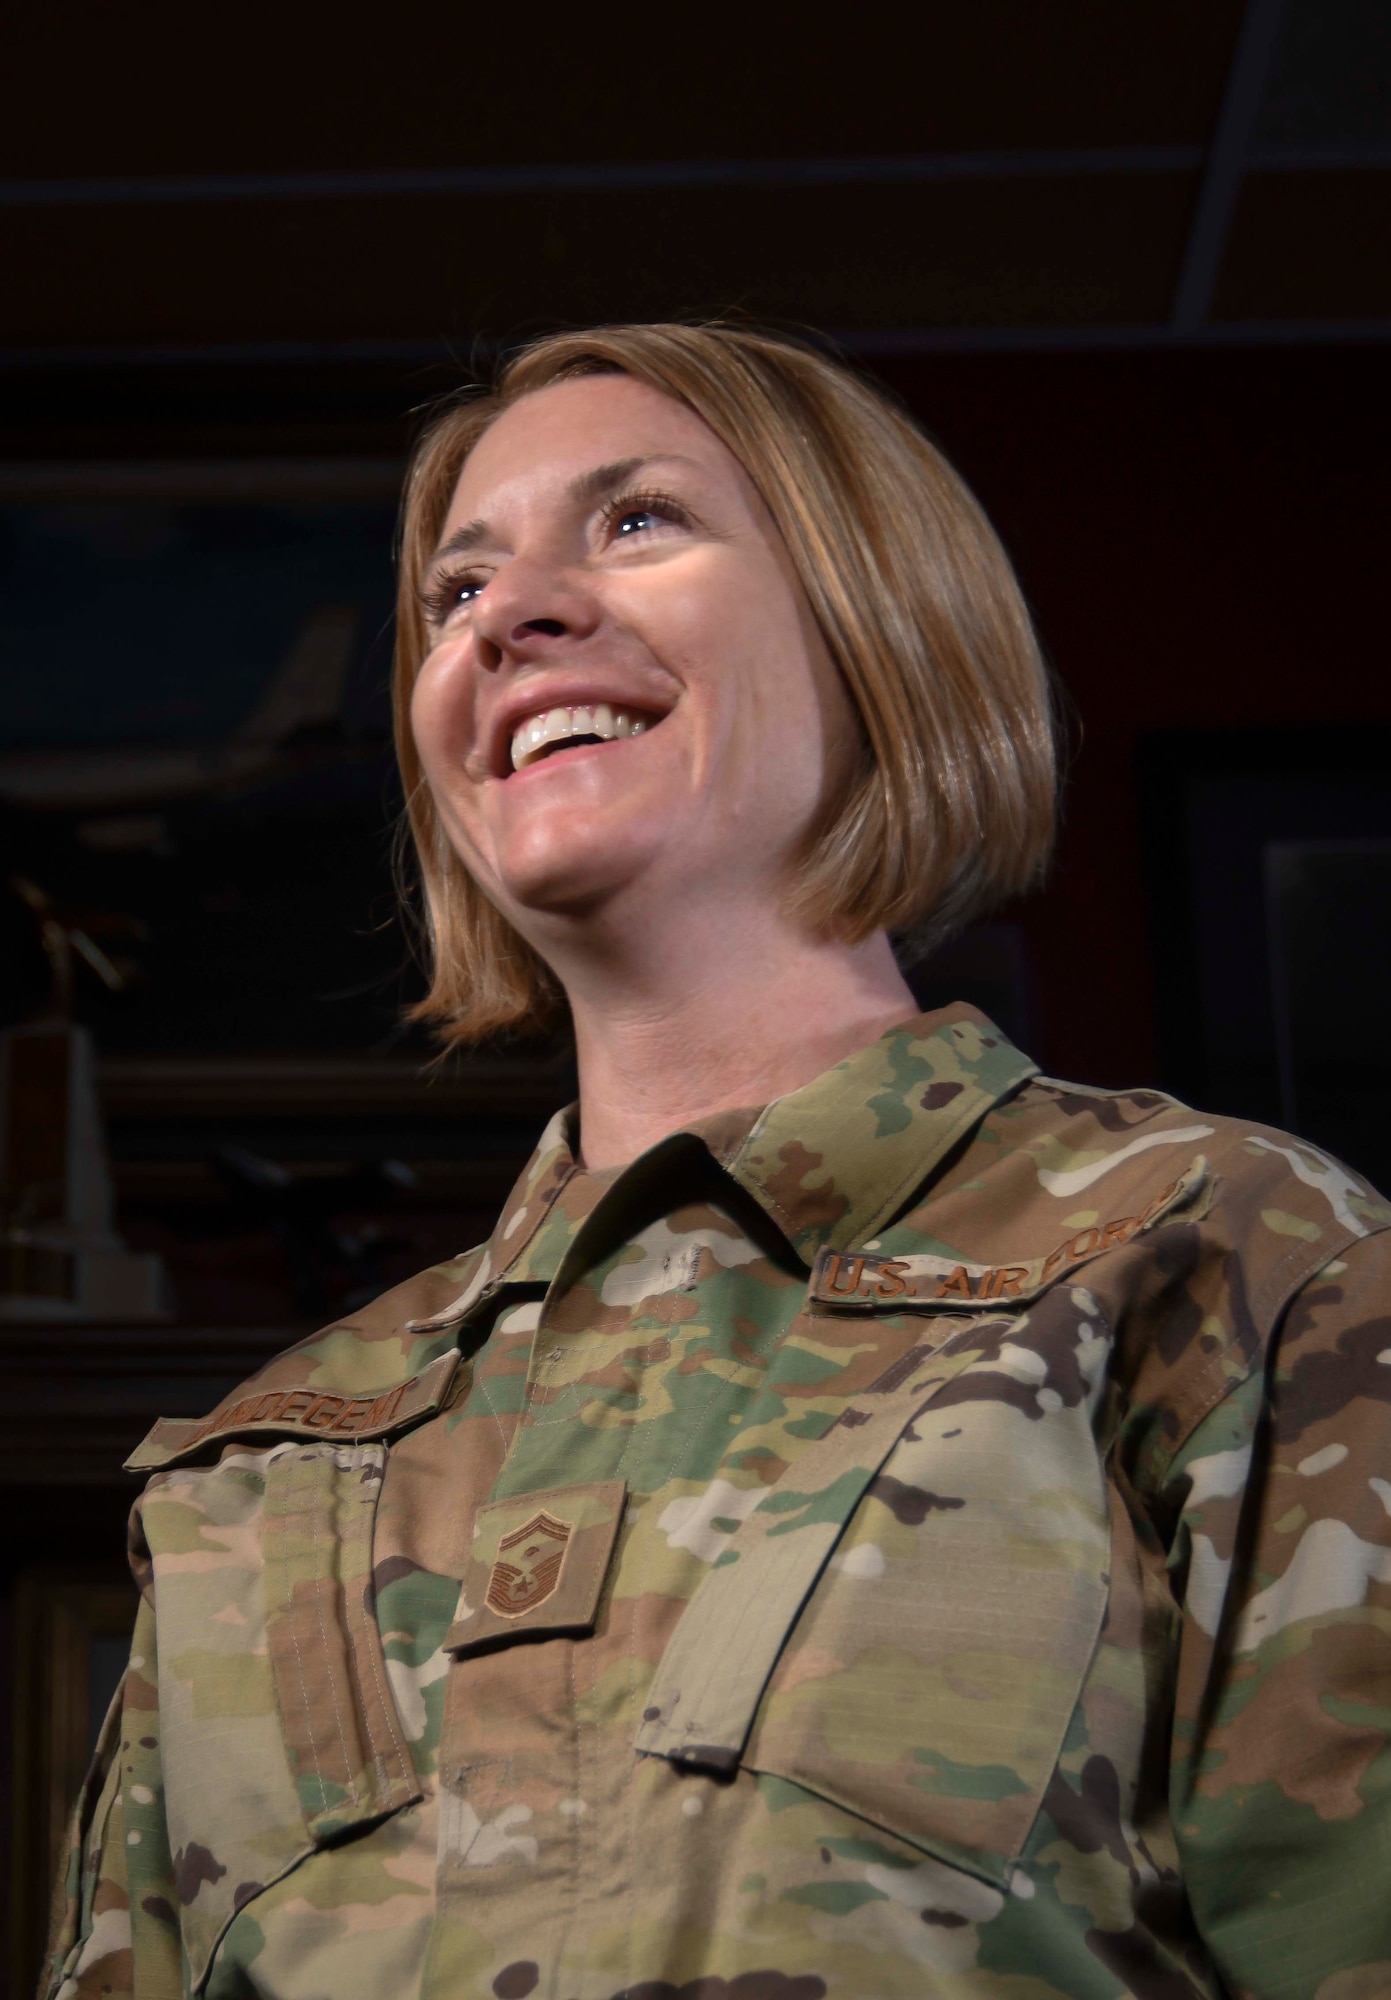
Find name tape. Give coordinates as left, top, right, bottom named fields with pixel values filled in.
left=812, top=1165, right=1206, bottom=1312
left=127, top=1350, right=459, bottom=1471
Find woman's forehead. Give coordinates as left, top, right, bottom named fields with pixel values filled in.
left=447, top=374, right=745, bottom=523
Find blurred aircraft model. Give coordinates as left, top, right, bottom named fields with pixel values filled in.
left=0, top=605, right=361, bottom=812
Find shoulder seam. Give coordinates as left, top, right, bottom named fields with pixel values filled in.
left=1251, top=1218, right=1391, bottom=1327
left=1029, top=1075, right=1187, bottom=1109
left=1148, top=1339, right=1253, bottom=1487
left=1149, top=1220, right=1391, bottom=1483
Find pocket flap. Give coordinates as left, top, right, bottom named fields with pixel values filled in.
left=638, top=1286, right=1114, bottom=1888
left=263, top=1441, right=421, bottom=1842
left=146, top=1435, right=422, bottom=1990
left=446, top=1480, right=627, bottom=1655
left=634, top=1346, right=969, bottom=1771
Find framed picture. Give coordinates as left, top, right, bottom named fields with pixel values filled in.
left=9, top=1566, right=136, bottom=1995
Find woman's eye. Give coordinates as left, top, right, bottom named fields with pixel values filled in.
left=421, top=571, right=487, bottom=626
left=614, top=507, right=663, bottom=537
left=436, top=576, right=484, bottom=615
left=604, top=491, right=689, bottom=544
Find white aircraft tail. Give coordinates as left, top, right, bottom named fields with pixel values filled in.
left=233, top=605, right=359, bottom=746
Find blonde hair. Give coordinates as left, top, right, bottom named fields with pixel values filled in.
left=395, top=323, right=1057, bottom=1046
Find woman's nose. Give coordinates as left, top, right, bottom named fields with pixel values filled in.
left=471, top=561, right=598, bottom=671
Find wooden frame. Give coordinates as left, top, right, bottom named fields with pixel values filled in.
left=10, top=1567, right=136, bottom=1996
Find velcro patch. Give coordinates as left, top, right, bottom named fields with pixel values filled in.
left=446, top=1480, right=627, bottom=1655
left=811, top=1160, right=1207, bottom=1313
left=125, top=1350, right=460, bottom=1471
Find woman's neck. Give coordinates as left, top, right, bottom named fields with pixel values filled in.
left=562, top=922, right=918, bottom=1170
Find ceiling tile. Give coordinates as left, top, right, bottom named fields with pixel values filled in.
left=1213, top=168, right=1391, bottom=318
left=0, top=173, right=1199, bottom=348
left=0, top=4, right=1242, bottom=178
left=1258, top=0, right=1391, bottom=146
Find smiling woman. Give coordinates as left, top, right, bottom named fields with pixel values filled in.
left=395, top=326, right=1056, bottom=1061
left=48, top=327, right=1391, bottom=2000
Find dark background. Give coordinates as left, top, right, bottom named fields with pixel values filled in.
left=2, top=0, right=1389, bottom=1981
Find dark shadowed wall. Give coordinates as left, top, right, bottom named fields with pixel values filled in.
left=876, top=342, right=1391, bottom=1089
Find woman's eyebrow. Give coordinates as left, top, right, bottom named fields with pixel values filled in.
left=567, top=453, right=702, bottom=508
left=428, top=454, right=702, bottom=571
left=569, top=455, right=650, bottom=507
left=428, top=517, right=491, bottom=569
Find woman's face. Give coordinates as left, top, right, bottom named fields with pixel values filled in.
left=410, top=373, right=855, bottom=944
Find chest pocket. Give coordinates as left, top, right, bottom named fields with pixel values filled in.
left=139, top=1437, right=420, bottom=1990
left=635, top=1284, right=1113, bottom=1888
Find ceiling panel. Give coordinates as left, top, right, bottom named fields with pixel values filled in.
left=1258, top=0, right=1391, bottom=145
left=0, top=4, right=1241, bottom=178
left=1214, top=168, right=1391, bottom=319
left=1, top=172, right=1199, bottom=349
left=3, top=1, right=1389, bottom=349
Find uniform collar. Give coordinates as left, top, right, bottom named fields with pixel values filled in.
left=485, top=1103, right=581, bottom=1275
left=478, top=1005, right=1035, bottom=1291
left=718, top=1004, right=1036, bottom=1263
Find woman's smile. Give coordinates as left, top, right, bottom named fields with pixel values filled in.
left=507, top=701, right=653, bottom=773
left=475, top=670, right=675, bottom=781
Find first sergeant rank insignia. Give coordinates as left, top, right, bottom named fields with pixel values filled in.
left=485, top=1510, right=575, bottom=1617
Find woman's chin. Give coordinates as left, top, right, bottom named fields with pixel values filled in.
left=490, top=839, right=669, bottom=931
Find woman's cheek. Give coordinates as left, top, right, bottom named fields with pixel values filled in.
left=411, top=644, right=476, bottom=776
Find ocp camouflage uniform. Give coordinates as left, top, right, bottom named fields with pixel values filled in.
left=46, top=1008, right=1391, bottom=2000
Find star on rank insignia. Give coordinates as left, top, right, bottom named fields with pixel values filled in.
left=485, top=1510, right=574, bottom=1617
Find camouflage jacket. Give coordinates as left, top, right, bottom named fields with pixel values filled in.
left=46, top=1008, right=1391, bottom=2000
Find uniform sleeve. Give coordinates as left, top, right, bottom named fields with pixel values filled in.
left=42, top=1551, right=183, bottom=1998
left=1165, top=1227, right=1391, bottom=2000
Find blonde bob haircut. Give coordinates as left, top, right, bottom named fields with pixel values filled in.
left=395, top=323, right=1057, bottom=1046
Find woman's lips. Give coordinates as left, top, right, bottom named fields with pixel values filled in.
left=509, top=702, right=655, bottom=773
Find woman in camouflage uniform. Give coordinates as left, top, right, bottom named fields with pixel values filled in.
left=50, top=327, right=1391, bottom=2000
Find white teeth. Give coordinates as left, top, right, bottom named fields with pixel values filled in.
left=510, top=704, right=652, bottom=771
